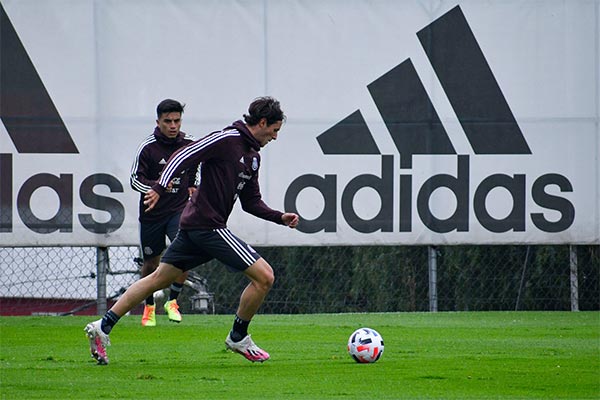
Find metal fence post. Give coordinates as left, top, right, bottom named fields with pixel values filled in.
left=515, top=245, right=531, bottom=311
left=569, top=245, right=579, bottom=312
left=96, top=247, right=109, bottom=316
left=428, top=246, right=438, bottom=312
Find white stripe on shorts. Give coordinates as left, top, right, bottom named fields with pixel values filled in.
left=215, top=228, right=255, bottom=266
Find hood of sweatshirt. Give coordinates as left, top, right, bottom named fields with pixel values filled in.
left=228, top=120, right=261, bottom=151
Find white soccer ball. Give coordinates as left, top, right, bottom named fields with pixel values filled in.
left=347, top=327, right=384, bottom=363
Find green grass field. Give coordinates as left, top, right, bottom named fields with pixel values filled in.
left=1, top=312, right=598, bottom=399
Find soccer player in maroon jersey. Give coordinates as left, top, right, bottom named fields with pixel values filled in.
left=130, top=99, right=196, bottom=326
left=85, top=97, right=299, bottom=364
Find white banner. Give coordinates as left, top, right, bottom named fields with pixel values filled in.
left=1, top=0, right=598, bottom=246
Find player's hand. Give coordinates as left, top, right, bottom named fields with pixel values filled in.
left=161, top=179, right=176, bottom=193
left=144, top=189, right=160, bottom=212
left=282, top=213, right=299, bottom=229
left=188, top=187, right=196, bottom=199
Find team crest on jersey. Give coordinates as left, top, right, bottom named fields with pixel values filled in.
left=252, top=157, right=258, bottom=171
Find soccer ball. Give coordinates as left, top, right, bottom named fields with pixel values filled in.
left=347, top=327, right=384, bottom=363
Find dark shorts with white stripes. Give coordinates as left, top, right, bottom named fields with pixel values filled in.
left=161, top=228, right=261, bottom=272
left=139, top=212, right=181, bottom=260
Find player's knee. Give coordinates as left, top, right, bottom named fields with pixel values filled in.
left=264, top=268, right=275, bottom=289
left=246, top=260, right=275, bottom=292
left=257, top=264, right=275, bottom=291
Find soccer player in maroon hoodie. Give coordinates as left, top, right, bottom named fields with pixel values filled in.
left=85, top=97, right=299, bottom=364
left=130, top=99, right=196, bottom=326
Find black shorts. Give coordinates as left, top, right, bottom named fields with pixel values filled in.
left=139, top=212, right=181, bottom=260
left=161, top=228, right=261, bottom=272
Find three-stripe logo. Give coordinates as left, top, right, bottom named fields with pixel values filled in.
left=317, top=5, right=530, bottom=166
left=285, top=5, right=574, bottom=236
left=0, top=3, right=78, bottom=154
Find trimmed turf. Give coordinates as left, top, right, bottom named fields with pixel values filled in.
left=1, top=312, right=598, bottom=399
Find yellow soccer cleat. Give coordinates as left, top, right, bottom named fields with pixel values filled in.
left=141, top=304, right=156, bottom=326
left=164, top=299, right=182, bottom=323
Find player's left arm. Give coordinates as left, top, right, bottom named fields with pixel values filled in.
left=240, top=174, right=298, bottom=228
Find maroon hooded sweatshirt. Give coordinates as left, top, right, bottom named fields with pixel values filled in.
left=152, top=120, right=284, bottom=230
left=130, top=127, right=196, bottom=223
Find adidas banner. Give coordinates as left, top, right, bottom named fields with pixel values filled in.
left=1, top=0, right=598, bottom=246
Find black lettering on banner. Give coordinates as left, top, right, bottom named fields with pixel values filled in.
left=341, top=155, right=393, bottom=233
left=79, top=174, right=125, bottom=234
left=17, top=173, right=73, bottom=233
left=399, top=174, right=412, bottom=232
left=417, top=155, right=469, bottom=233
left=531, top=174, right=575, bottom=232
left=474, top=174, right=526, bottom=233
left=0, top=154, right=12, bottom=232
left=284, top=174, right=337, bottom=233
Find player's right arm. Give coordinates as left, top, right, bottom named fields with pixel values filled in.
left=130, top=138, right=156, bottom=194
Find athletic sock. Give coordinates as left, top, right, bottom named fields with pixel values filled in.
left=168, top=282, right=184, bottom=301
left=230, top=314, right=250, bottom=342
left=145, top=295, right=154, bottom=306
left=101, top=310, right=120, bottom=334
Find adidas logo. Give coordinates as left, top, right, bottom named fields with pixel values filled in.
left=0, top=3, right=125, bottom=236
left=284, top=5, right=574, bottom=236
left=317, top=6, right=530, bottom=166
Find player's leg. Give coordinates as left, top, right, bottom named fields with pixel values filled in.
left=224, top=258, right=274, bottom=362
left=140, top=255, right=160, bottom=326
left=203, top=228, right=273, bottom=362
left=164, top=271, right=187, bottom=322
left=235, top=258, right=274, bottom=323
left=168, top=270, right=188, bottom=302
left=111, top=263, right=182, bottom=317
left=85, top=229, right=205, bottom=365
left=84, top=263, right=181, bottom=365
left=163, top=212, right=187, bottom=322
left=139, top=219, right=168, bottom=326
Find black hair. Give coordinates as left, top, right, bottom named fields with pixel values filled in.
left=156, top=99, right=185, bottom=118
left=243, top=96, right=286, bottom=126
